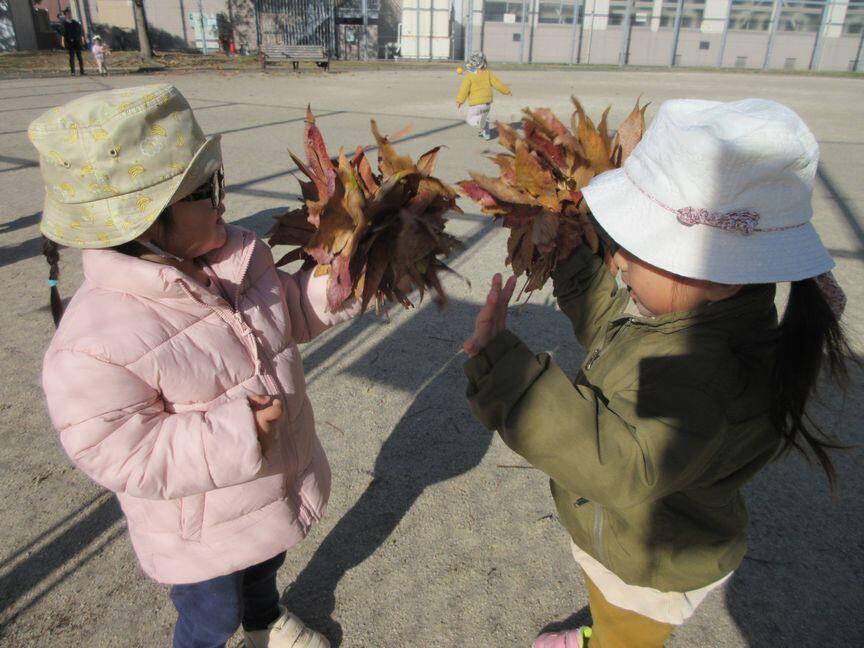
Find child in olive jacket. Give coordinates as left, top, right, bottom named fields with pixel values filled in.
left=463, top=99, right=850, bottom=647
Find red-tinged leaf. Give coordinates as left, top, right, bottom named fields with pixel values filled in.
left=458, top=180, right=502, bottom=211
left=303, top=107, right=337, bottom=197
left=496, top=122, right=519, bottom=152
left=326, top=254, right=356, bottom=311
left=488, top=154, right=517, bottom=185
left=351, top=146, right=380, bottom=197
left=469, top=172, right=537, bottom=206
left=525, top=107, right=569, bottom=138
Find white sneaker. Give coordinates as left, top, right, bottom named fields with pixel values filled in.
left=244, top=606, right=330, bottom=648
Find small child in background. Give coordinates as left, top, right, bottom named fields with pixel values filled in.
left=91, top=35, right=109, bottom=76
left=456, top=52, right=511, bottom=140
left=463, top=99, right=852, bottom=647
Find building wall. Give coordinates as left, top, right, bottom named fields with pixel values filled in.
left=469, top=0, right=864, bottom=71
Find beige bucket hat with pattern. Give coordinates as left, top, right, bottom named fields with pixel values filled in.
left=29, top=83, right=222, bottom=248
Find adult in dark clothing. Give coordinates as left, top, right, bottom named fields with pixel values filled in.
left=60, top=9, right=85, bottom=76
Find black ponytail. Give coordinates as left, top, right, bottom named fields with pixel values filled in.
left=771, top=278, right=854, bottom=489
left=42, top=236, right=64, bottom=328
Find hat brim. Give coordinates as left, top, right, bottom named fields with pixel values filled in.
left=582, top=167, right=834, bottom=284
left=41, top=135, right=222, bottom=249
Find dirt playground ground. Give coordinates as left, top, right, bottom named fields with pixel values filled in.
left=0, top=68, right=862, bottom=647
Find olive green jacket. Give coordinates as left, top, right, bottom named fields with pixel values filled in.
left=465, top=246, right=782, bottom=592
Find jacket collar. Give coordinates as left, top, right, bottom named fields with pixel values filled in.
left=81, top=225, right=255, bottom=309
left=617, top=284, right=778, bottom=336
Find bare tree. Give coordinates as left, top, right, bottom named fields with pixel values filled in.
left=132, top=0, right=154, bottom=61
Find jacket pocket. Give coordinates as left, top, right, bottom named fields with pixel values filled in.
left=179, top=493, right=205, bottom=541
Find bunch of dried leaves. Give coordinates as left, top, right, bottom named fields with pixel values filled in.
left=268, top=109, right=462, bottom=313
left=459, top=96, right=648, bottom=293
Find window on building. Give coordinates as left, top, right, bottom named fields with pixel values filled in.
left=484, top=1, right=525, bottom=23
left=607, top=0, right=656, bottom=26
left=845, top=0, right=864, bottom=35
left=539, top=0, right=581, bottom=24
left=699, top=40, right=710, bottom=49
left=730, top=0, right=774, bottom=31
left=779, top=0, right=825, bottom=32
left=736, top=55, right=748, bottom=67
left=784, top=57, right=796, bottom=69
left=659, top=0, right=706, bottom=29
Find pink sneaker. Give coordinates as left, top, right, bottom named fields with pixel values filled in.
left=533, top=626, right=592, bottom=648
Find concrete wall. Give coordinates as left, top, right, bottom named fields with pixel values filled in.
left=469, top=0, right=864, bottom=71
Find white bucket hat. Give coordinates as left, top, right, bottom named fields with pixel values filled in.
left=29, top=83, right=222, bottom=248
left=582, top=98, right=834, bottom=285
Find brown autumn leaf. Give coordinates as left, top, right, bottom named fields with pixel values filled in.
left=458, top=96, right=648, bottom=294
left=268, top=109, right=462, bottom=313
left=611, top=97, right=650, bottom=165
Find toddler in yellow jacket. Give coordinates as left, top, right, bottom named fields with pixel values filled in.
left=456, top=52, right=511, bottom=140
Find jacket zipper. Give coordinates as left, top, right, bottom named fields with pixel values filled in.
left=177, top=239, right=308, bottom=524
left=584, top=318, right=636, bottom=371
left=593, top=503, right=608, bottom=565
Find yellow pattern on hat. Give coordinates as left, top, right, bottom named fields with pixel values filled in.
left=29, top=84, right=223, bottom=249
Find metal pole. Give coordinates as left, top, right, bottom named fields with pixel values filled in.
left=570, top=0, right=582, bottom=63
left=519, top=0, right=527, bottom=63
left=430, top=0, right=434, bottom=59
left=416, top=0, right=421, bottom=59
left=179, top=0, right=188, bottom=46
left=197, top=0, right=207, bottom=54
left=809, top=0, right=831, bottom=71
left=330, top=0, right=336, bottom=58
left=586, top=0, right=596, bottom=64
left=669, top=0, right=684, bottom=66
left=618, top=0, right=634, bottom=66
left=855, top=20, right=864, bottom=71
left=361, top=0, right=368, bottom=60
left=253, top=0, right=261, bottom=49
left=465, top=0, right=473, bottom=59
left=763, top=0, right=782, bottom=70
left=716, top=0, right=733, bottom=68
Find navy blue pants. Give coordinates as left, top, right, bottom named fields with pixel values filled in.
left=169, top=552, right=286, bottom=648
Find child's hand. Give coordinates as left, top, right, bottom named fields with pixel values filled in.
left=248, top=394, right=283, bottom=453
left=464, top=273, right=517, bottom=357
left=456, top=102, right=463, bottom=109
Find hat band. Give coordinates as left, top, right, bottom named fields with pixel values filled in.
left=622, top=169, right=806, bottom=235
left=621, top=168, right=844, bottom=316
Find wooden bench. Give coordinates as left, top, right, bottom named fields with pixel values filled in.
left=259, top=44, right=330, bottom=72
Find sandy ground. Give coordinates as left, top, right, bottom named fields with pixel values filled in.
left=0, top=68, right=862, bottom=647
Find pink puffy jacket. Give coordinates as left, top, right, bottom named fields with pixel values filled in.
left=42, top=226, right=357, bottom=584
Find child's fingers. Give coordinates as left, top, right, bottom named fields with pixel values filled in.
left=495, top=275, right=517, bottom=327
left=248, top=394, right=271, bottom=408
left=265, top=398, right=282, bottom=421
left=463, top=338, right=479, bottom=357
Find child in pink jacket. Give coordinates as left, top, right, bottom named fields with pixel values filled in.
left=32, top=84, right=353, bottom=648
